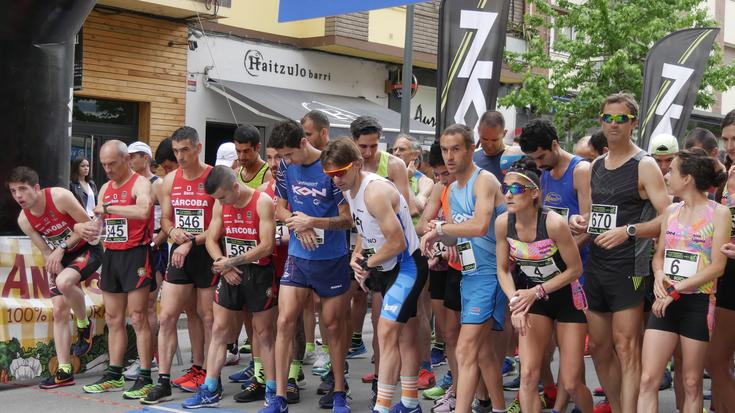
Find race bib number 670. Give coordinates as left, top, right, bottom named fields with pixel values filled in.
left=587, top=204, right=617, bottom=235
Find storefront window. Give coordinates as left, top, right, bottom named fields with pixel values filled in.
left=73, top=98, right=138, bottom=125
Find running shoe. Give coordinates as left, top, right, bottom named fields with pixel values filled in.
left=173, top=365, right=204, bottom=388
left=312, top=351, right=330, bottom=374
left=141, top=384, right=173, bottom=405
left=389, top=401, right=421, bottom=412
left=73, top=320, right=94, bottom=357
left=332, top=391, right=351, bottom=413
left=370, top=378, right=378, bottom=410
left=258, top=395, right=288, bottom=413
left=503, top=375, right=521, bottom=391
left=313, top=359, right=332, bottom=376
left=287, top=378, right=300, bottom=404
left=418, top=368, right=436, bottom=390
left=593, top=386, right=605, bottom=397
left=430, top=347, right=447, bottom=368
left=319, top=384, right=350, bottom=409
left=297, top=367, right=306, bottom=388
left=659, top=369, right=673, bottom=390
left=318, top=370, right=334, bottom=395
left=239, top=339, right=252, bottom=354
left=39, top=369, right=75, bottom=389
left=182, top=385, right=222, bottom=409
left=362, top=371, right=376, bottom=383
left=506, top=398, right=521, bottom=413
left=346, top=341, right=367, bottom=359
left=423, top=372, right=452, bottom=400
left=225, top=350, right=240, bottom=366
left=123, top=359, right=141, bottom=381
left=502, top=357, right=516, bottom=376
left=541, top=389, right=556, bottom=408
left=471, top=399, right=492, bottom=413
left=234, top=379, right=265, bottom=402
left=431, top=392, right=456, bottom=413
left=304, top=349, right=318, bottom=365
left=229, top=359, right=255, bottom=383
left=179, top=368, right=206, bottom=393
left=82, top=373, right=124, bottom=393
left=123, top=378, right=154, bottom=399
left=593, top=398, right=612, bottom=413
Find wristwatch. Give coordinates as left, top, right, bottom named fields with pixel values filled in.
left=626, top=224, right=637, bottom=239
left=666, top=285, right=681, bottom=301
left=436, top=221, right=444, bottom=236
left=58, top=241, right=68, bottom=251
left=357, top=257, right=372, bottom=272
left=103, top=202, right=112, bottom=215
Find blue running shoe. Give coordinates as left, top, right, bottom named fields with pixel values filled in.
left=502, top=357, right=516, bottom=377
left=259, top=395, right=288, bottom=413
left=332, top=391, right=351, bottom=413
left=430, top=347, right=446, bottom=367
left=229, top=359, right=254, bottom=383
left=346, top=341, right=367, bottom=359
left=182, top=385, right=221, bottom=409
left=389, top=401, right=422, bottom=412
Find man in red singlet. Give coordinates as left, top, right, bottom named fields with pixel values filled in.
left=8, top=166, right=101, bottom=389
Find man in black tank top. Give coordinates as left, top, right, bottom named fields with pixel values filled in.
left=569, top=94, right=671, bottom=413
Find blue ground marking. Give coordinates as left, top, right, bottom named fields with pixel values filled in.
left=126, top=402, right=247, bottom=413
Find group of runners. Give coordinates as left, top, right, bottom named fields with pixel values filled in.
left=6, top=93, right=735, bottom=413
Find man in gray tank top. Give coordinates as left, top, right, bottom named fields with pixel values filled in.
left=569, top=93, right=671, bottom=413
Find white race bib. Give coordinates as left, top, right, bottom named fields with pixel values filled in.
left=729, top=207, right=735, bottom=238
left=275, top=221, right=287, bottom=240
left=349, top=227, right=358, bottom=252
left=175, top=208, right=204, bottom=234
left=362, top=247, right=384, bottom=271
left=225, top=237, right=258, bottom=263
left=546, top=206, right=569, bottom=219
left=587, top=204, right=618, bottom=234
left=664, top=249, right=699, bottom=280
left=104, top=218, right=128, bottom=243
left=457, top=241, right=477, bottom=272
left=517, top=257, right=561, bottom=282
left=45, top=228, right=72, bottom=249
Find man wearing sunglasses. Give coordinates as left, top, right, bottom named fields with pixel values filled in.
left=261, top=119, right=353, bottom=413
left=321, top=137, right=427, bottom=413
left=569, top=93, right=671, bottom=413
left=422, top=124, right=508, bottom=413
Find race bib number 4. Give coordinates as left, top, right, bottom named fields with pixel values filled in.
left=664, top=249, right=699, bottom=281
left=175, top=208, right=204, bottom=234
left=457, top=241, right=477, bottom=272
left=517, top=257, right=561, bottom=282
left=45, top=228, right=72, bottom=249
left=225, top=237, right=258, bottom=263
left=587, top=204, right=617, bottom=234
left=105, top=218, right=128, bottom=243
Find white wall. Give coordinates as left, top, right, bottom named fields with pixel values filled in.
left=725, top=1, right=735, bottom=46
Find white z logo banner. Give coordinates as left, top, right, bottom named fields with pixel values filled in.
left=647, top=63, right=694, bottom=150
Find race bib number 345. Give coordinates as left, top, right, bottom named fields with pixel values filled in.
left=587, top=204, right=617, bottom=235
left=664, top=249, right=699, bottom=281
left=175, top=208, right=204, bottom=233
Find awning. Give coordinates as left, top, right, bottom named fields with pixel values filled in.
left=205, top=78, right=435, bottom=141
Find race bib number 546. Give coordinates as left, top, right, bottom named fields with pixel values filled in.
left=175, top=208, right=204, bottom=233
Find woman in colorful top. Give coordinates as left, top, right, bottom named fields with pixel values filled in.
left=638, top=149, right=729, bottom=413
left=496, top=158, right=593, bottom=413
left=706, top=109, right=735, bottom=413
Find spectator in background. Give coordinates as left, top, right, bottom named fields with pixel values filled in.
left=215, top=142, right=239, bottom=170
left=155, top=138, right=178, bottom=174
left=69, top=157, right=98, bottom=217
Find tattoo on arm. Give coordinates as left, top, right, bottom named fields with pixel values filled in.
left=327, top=215, right=352, bottom=230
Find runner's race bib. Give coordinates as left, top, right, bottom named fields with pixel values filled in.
left=587, top=204, right=617, bottom=234
left=664, top=249, right=699, bottom=281
left=275, top=221, right=287, bottom=241
left=45, top=228, right=72, bottom=249
left=729, top=207, right=735, bottom=238
left=362, top=247, right=384, bottom=271
left=104, top=218, right=128, bottom=243
left=295, top=228, right=325, bottom=245
left=457, top=241, right=477, bottom=272
left=349, top=227, right=358, bottom=252
left=225, top=237, right=258, bottom=263
left=517, top=257, right=561, bottom=282
left=175, top=208, right=204, bottom=234
left=546, top=206, right=569, bottom=219
left=433, top=241, right=447, bottom=258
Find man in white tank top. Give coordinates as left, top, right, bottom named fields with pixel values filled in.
left=321, top=138, right=427, bottom=413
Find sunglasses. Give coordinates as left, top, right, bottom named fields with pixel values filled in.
left=502, top=182, right=536, bottom=195
left=323, top=162, right=354, bottom=178
left=600, top=113, right=636, bottom=124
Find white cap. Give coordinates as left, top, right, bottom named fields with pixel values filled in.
left=649, top=133, right=679, bottom=155
left=127, top=141, right=152, bottom=158
left=215, top=142, right=237, bottom=167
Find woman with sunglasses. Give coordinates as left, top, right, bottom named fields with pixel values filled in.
left=496, top=157, right=593, bottom=413
left=707, top=109, right=735, bottom=412
left=637, top=149, right=729, bottom=413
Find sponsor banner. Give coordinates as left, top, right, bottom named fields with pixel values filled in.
left=437, top=0, right=510, bottom=142
left=638, top=28, right=719, bottom=152
left=0, top=236, right=108, bottom=383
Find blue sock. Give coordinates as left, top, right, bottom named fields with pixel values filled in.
left=420, top=360, right=432, bottom=372
left=266, top=379, right=276, bottom=395
left=204, top=377, right=218, bottom=392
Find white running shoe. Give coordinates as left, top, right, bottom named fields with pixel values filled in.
left=311, top=350, right=330, bottom=373
left=303, top=350, right=318, bottom=365
left=123, top=359, right=141, bottom=381
left=225, top=351, right=240, bottom=366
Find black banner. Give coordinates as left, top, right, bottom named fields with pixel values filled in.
left=436, top=0, right=510, bottom=141
left=638, top=28, right=719, bottom=152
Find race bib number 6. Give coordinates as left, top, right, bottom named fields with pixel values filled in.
left=664, top=249, right=699, bottom=281
left=175, top=208, right=204, bottom=233
left=587, top=204, right=618, bottom=235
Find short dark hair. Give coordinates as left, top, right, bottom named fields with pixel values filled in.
left=508, top=156, right=542, bottom=188
left=268, top=119, right=305, bottom=149
left=722, top=109, right=735, bottom=130
left=676, top=149, right=727, bottom=191
left=684, top=127, right=718, bottom=153
left=479, top=110, right=505, bottom=128
left=350, top=116, right=382, bottom=139
left=519, top=119, right=559, bottom=153
left=302, top=110, right=330, bottom=132
left=171, top=126, right=199, bottom=145
left=440, top=124, right=474, bottom=150
left=233, top=124, right=261, bottom=147
left=600, top=93, right=639, bottom=118
left=589, top=130, right=608, bottom=156
left=204, top=165, right=237, bottom=195
left=320, top=137, right=362, bottom=168
left=155, top=138, right=176, bottom=165
left=428, top=142, right=444, bottom=168
left=8, top=166, right=39, bottom=187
